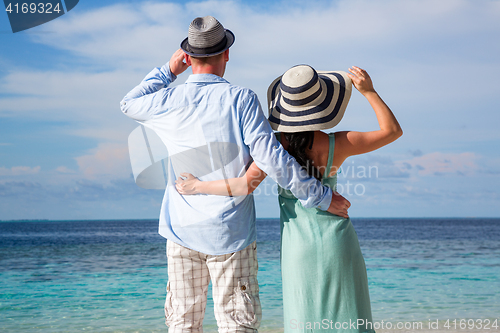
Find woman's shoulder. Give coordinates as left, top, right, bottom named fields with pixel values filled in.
left=312, top=131, right=331, bottom=153
left=316, top=131, right=340, bottom=178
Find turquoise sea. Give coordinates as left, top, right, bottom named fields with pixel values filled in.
left=1, top=218, right=499, bottom=332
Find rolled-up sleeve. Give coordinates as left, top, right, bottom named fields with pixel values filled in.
left=240, top=92, right=332, bottom=210
left=120, top=62, right=177, bottom=121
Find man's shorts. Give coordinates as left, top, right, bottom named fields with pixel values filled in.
left=165, top=240, right=261, bottom=333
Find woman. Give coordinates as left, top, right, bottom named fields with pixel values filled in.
left=176, top=65, right=402, bottom=332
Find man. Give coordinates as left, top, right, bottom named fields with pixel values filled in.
left=120, top=16, right=350, bottom=333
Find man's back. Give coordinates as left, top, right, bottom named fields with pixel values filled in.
left=122, top=66, right=266, bottom=255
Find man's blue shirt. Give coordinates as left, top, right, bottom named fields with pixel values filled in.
left=121, top=63, right=332, bottom=255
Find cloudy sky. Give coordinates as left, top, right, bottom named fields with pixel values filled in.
left=1, top=0, right=499, bottom=220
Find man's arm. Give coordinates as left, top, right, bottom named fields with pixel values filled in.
left=239, top=92, right=350, bottom=217
left=120, top=49, right=189, bottom=121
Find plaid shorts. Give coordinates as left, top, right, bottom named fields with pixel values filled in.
left=165, top=240, right=261, bottom=333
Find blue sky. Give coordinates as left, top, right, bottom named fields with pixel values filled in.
left=1, top=0, right=499, bottom=220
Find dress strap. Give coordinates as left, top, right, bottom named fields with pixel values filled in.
left=324, top=133, right=336, bottom=177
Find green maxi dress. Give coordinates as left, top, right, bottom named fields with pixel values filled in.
left=278, top=133, right=375, bottom=333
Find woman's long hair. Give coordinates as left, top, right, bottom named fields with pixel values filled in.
left=283, top=131, right=322, bottom=181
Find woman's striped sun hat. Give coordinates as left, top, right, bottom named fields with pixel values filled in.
left=267, top=65, right=352, bottom=132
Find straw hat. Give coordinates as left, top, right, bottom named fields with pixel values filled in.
left=180, top=16, right=235, bottom=57
left=267, top=65, right=352, bottom=132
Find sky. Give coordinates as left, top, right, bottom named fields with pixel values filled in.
left=1, top=0, right=499, bottom=221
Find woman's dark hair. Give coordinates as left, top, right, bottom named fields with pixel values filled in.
left=283, top=131, right=322, bottom=181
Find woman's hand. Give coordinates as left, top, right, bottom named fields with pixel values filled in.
left=347, top=66, right=375, bottom=96
left=175, top=173, right=200, bottom=195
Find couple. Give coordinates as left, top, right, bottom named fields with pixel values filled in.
left=121, top=16, right=402, bottom=333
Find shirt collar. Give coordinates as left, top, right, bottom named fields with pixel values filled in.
left=185, top=74, right=229, bottom=84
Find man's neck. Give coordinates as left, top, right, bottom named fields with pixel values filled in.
left=191, top=64, right=225, bottom=77
left=192, top=69, right=221, bottom=77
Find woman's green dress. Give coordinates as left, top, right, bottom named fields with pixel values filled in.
left=278, top=133, right=375, bottom=333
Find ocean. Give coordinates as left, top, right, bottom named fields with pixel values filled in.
left=1, top=218, right=499, bottom=332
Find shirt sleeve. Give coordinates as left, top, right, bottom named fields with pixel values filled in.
left=120, top=62, right=177, bottom=121
left=240, top=91, right=333, bottom=211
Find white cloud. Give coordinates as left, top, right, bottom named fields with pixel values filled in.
left=31, top=2, right=188, bottom=70
left=3, top=0, right=499, bottom=131
left=29, top=0, right=500, bottom=69
left=75, top=142, right=131, bottom=179
left=0, top=166, right=41, bottom=176
left=0, top=69, right=132, bottom=119
left=55, top=166, right=77, bottom=174
left=398, top=152, right=479, bottom=176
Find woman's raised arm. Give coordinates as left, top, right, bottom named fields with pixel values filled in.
left=333, top=66, right=402, bottom=166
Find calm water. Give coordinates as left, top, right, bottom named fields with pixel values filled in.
left=1, top=218, right=499, bottom=332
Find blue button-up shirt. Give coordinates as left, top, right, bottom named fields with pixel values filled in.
left=121, top=63, right=332, bottom=255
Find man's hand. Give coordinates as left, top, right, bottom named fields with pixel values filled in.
left=326, top=191, right=351, bottom=218
left=169, top=49, right=189, bottom=76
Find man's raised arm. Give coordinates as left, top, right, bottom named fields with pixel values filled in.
left=120, top=49, right=188, bottom=121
